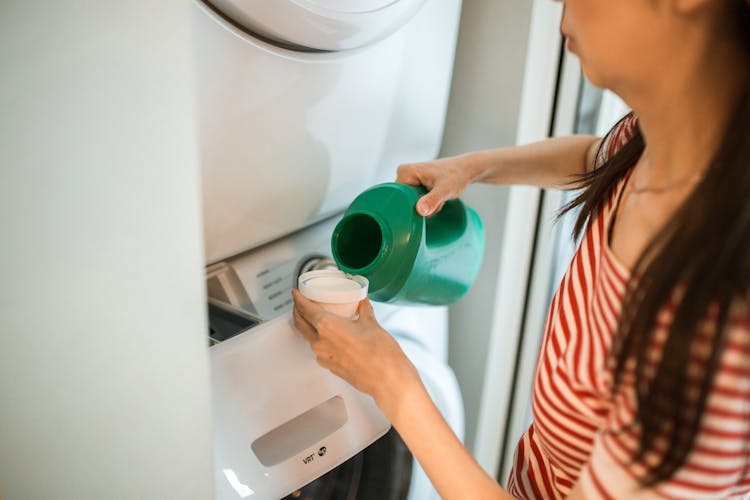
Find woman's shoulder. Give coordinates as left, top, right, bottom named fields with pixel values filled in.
left=594, top=112, right=639, bottom=168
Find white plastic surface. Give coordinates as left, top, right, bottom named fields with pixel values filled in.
left=212, top=314, right=390, bottom=499
left=251, top=395, right=348, bottom=467
left=194, top=0, right=463, bottom=263
left=204, top=0, right=426, bottom=50
left=298, top=1, right=399, bottom=14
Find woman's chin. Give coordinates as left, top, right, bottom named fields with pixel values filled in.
left=578, top=64, right=606, bottom=90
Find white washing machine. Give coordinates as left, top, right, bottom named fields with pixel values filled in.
left=192, top=0, right=464, bottom=498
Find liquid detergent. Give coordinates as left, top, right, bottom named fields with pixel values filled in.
left=331, top=182, right=485, bottom=305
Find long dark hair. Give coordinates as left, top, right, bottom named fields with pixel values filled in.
left=560, top=2, right=750, bottom=485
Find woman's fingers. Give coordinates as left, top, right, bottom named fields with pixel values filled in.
left=416, top=191, right=450, bottom=217
left=292, top=289, right=336, bottom=345
left=357, top=298, right=376, bottom=322
left=397, top=163, right=442, bottom=216
left=292, top=289, right=328, bottom=327
left=416, top=194, right=435, bottom=217
left=292, top=306, right=317, bottom=343
left=395, top=163, right=425, bottom=186
left=396, top=161, right=466, bottom=217
left=292, top=289, right=352, bottom=344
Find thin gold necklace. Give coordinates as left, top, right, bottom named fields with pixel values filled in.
left=629, top=170, right=705, bottom=195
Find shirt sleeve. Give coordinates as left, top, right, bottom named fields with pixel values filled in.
left=579, top=306, right=750, bottom=499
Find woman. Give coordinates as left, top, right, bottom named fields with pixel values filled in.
left=292, top=0, right=750, bottom=497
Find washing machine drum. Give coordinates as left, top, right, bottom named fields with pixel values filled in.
left=281, top=428, right=412, bottom=499
left=203, top=0, right=427, bottom=51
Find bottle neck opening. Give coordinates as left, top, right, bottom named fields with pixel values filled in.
left=334, top=212, right=383, bottom=272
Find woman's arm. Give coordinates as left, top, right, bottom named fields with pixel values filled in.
left=292, top=290, right=514, bottom=499
left=384, top=370, right=515, bottom=500
left=397, top=135, right=600, bottom=216
left=467, top=135, right=602, bottom=186
left=291, top=289, right=590, bottom=500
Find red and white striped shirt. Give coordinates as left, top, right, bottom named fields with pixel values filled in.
left=507, top=114, right=750, bottom=499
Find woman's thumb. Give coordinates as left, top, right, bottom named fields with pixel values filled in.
left=416, top=188, right=447, bottom=216
left=357, top=298, right=375, bottom=321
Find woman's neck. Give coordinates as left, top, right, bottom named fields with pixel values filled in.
left=623, top=33, right=749, bottom=186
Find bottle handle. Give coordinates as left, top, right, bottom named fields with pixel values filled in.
left=423, top=198, right=468, bottom=248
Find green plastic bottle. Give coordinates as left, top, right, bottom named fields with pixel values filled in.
left=330, top=182, right=485, bottom=305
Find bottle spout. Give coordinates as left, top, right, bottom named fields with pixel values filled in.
left=332, top=212, right=385, bottom=274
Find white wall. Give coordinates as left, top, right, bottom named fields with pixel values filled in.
left=0, top=2, right=213, bottom=499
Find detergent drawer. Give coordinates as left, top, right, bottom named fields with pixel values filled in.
left=210, top=313, right=390, bottom=500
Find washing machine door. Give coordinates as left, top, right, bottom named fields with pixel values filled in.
left=203, top=0, right=427, bottom=50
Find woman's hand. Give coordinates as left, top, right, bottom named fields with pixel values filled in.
left=291, top=289, right=420, bottom=417
left=396, top=154, right=482, bottom=217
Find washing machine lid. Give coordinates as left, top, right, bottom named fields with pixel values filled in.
left=204, top=0, right=427, bottom=50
